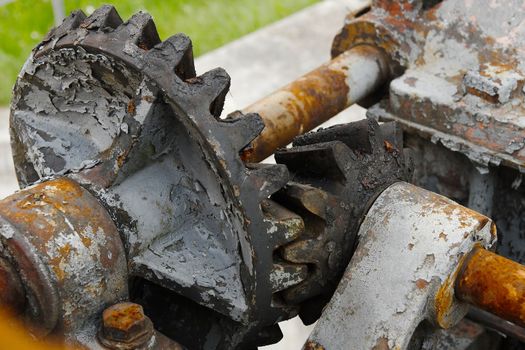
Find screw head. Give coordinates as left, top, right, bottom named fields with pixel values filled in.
left=101, top=302, right=153, bottom=346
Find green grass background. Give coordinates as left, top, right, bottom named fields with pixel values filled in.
left=0, top=0, right=318, bottom=105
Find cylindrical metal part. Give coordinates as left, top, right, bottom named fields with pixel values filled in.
left=0, top=178, right=128, bottom=342
left=0, top=256, right=25, bottom=315
left=468, top=307, right=525, bottom=343
left=456, top=246, right=525, bottom=328
left=241, top=45, right=391, bottom=162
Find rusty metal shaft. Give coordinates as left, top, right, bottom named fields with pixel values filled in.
left=456, top=246, right=525, bottom=328
left=240, top=45, right=391, bottom=162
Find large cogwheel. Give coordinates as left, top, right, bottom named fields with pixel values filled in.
left=10, top=6, right=307, bottom=349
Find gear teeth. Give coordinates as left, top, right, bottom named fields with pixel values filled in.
left=270, top=261, right=308, bottom=293
left=146, top=34, right=196, bottom=80
left=124, top=12, right=161, bottom=49
left=293, top=119, right=387, bottom=154
left=225, top=113, right=265, bottom=152
left=281, top=238, right=320, bottom=264
left=379, top=121, right=403, bottom=149
left=275, top=182, right=329, bottom=219
left=81, top=5, right=123, bottom=30
left=275, top=141, right=351, bottom=183
left=246, top=163, right=289, bottom=200
left=186, top=68, right=231, bottom=118
left=281, top=278, right=324, bottom=305
left=261, top=199, right=304, bottom=248
left=43, top=10, right=86, bottom=42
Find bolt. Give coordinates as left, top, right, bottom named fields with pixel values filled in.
left=100, top=302, right=154, bottom=349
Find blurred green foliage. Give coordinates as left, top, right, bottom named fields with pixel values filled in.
left=0, top=0, right=318, bottom=105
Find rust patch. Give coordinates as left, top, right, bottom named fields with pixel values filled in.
left=435, top=274, right=455, bottom=328
left=416, top=278, right=429, bottom=289
left=304, top=341, right=326, bottom=350
left=456, top=246, right=525, bottom=327
left=384, top=140, right=396, bottom=153
left=242, top=45, right=388, bottom=162
left=103, top=303, right=145, bottom=332
left=242, top=57, right=349, bottom=162
left=100, top=302, right=154, bottom=348
left=0, top=178, right=126, bottom=335
left=372, top=337, right=390, bottom=350
left=435, top=250, right=470, bottom=329
left=419, top=190, right=490, bottom=231
left=127, top=99, right=135, bottom=114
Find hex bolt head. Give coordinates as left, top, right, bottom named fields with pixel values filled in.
left=100, top=302, right=154, bottom=348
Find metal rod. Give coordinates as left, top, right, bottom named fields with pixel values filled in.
left=240, top=45, right=391, bottom=162
left=468, top=307, right=525, bottom=343
left=456, top=246, right=525, bottom=328
left=51, top=0, right=65, bottom=26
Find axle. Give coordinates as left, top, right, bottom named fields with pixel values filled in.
left=239, top=45, right=391, bottom=162
left=456, top=246, right=525, bottom=329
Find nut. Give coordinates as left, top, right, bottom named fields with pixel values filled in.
left=100, top=302, right=154, bottom=349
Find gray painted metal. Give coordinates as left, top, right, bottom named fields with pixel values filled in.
left=306, top=182, right=495, bottom=349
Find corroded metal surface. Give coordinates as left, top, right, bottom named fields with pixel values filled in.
left=273, top=119, right=411, bottom=324
left=0, top=178, right=128, bottom=345
left=334, top=0, right=525, bottom=170
left=306, top=182, right=495, bottom=349
left=240, top=45, right=391, bottom=162
left=9, top=6, right=311, bottom=348
left=99, top=302, right=155, bottom=349
left=99, top=302, right=184, bottom=349
left=0, top=256, right=26, bottom=315
left=456, top=246, right=525, bottom=328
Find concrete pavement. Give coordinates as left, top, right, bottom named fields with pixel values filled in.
left=0, top=107, right=17, bottom=198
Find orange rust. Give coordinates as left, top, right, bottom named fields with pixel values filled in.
left=0, top=179, right=100, bottom=248
left=127, top=100, right=136, bottom=114
left=434, top=251, right=470, bottom=329
left=416, top=278, right=429, bottom=289
left=383, top=140, right=397, bottom=153
left=102, top=302, right=145, bottom=332
left=241, top=45, right=389, bottom=162
left=456, top=247, right=525, bottom=328
left=242, top=59, right=349, bottom=162
left=80, top=236, right=92, bottom=248
left=375, top=0, right=414, bottom=16
left=0, top=176, right=123, bottom=313
left=372, top=337, right=390, bottom=350
left=304, top=340, right=326, bottom=350
left=435, top=275, right=454, bottom=327
left=465, top=87, right=499, bottom=104
left=333, top=19, right=399, bottom=59
left=419, top=191, right=490, bottom=231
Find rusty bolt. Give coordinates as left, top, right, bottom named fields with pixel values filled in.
left=99, top=302, right=154, bottom=349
